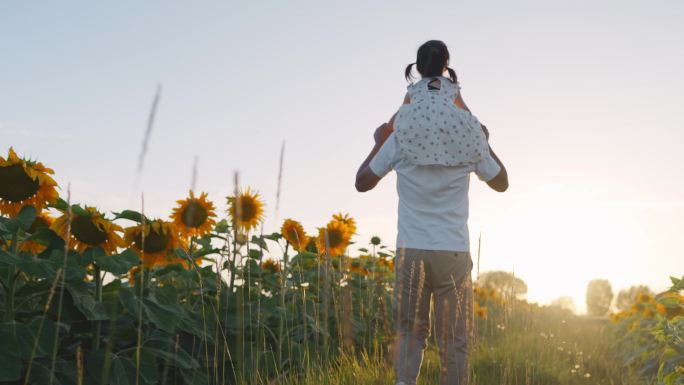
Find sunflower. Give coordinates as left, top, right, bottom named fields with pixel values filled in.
left=262, top=259, right=281, bottom=274
left=227, top=187, right=265, bottom=232
left=332, top=213, right=356, bottom=236
left=19, top=211, right=54, bottom=254
left=474, top=303, right=488, bottom=320
left=281, top=218, right=308, bottom=252
left=609, top=313, right=622, bottom=324
left=643, top=308, right=654, bottom=319
left=52, top=206, right=125, bottom=255
left=376, top=257, right=394, bottom=271
left=349, top=258, right=368, bottom=276
left=304, top=234, right=318, bottom=253
left=0, top=147, right=59, bottom=217
left=170, top=191, right=217, bottom=238
left=656, top=291, right=684, bottom=319
left=124, top=220, right=187, bottom=267
left=316, top=220, right=352, bottom=258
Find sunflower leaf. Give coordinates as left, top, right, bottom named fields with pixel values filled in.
left=24, top=227, right=55, bottom=245
left=142, top=345, right=199, bottom=370
left=214, top=219, right=229, bottom=234
left=0, top=249, right=21, bottom=265
left=18, top=258, right=58, bottom=279
left=50, top=197, right=69, bottom=211
left=113, top=210, right=149, bottom=223
left=263, top=232, right=282, bottom=241
left=16, top=204, right=37, bottom=231
left=250, top=235, right=269, bottom=251
left=191, top=248, right=219, bottom=259
left=66, top=281, right=109, bottom=320
left=143, top=297, right=183, bottom=334
left=118, top=286, right=141, bottom=318
left=95, top=248, right=140, bottom=276
left=248, top=249, right=263, bottom=259
left=70, top=204, right=89, bottom=217
left=0, top=322, right=21, bottom=381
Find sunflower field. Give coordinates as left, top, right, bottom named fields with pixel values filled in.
left=1, top=146, right=683, bottom=385
left=0, top=147, right=398, bottom=384
left=608, top=278, right=684, bottom=384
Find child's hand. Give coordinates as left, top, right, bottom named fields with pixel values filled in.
left=374, top=123, right=392, bottom=145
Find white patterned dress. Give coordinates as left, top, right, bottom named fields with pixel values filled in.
left=393, top=76, right=488, bottom=166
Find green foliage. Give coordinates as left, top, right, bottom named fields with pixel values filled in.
left=477, top=270, right=528, bottom=299
left=616, top=285, right=653, bottom=311
left=586, top=279, right=614, bottom=316
left=609, top=275, right=684, bottom=385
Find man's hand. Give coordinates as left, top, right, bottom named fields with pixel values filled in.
left=374, top=123, right=392, bottom=145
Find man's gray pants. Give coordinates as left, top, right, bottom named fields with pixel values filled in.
left=393, top=248, right=474, bottom=385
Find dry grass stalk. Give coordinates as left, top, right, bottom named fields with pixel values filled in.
left=47, top=183, right=72, bottom=385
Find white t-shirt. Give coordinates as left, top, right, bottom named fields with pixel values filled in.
left=369, top=132, right=501, bottom=252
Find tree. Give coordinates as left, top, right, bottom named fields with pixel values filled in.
left=586, top=279, right=613, bottom=316
left=477, top=271, right=527, bottom=299
left=615, top=285, right=653, bottom=311
left=551, top=296, right=576, bottom=313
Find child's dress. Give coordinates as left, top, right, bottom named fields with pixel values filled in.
left=393, top=76, right=489, bottom=166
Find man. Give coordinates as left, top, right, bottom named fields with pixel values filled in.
left=355, top=121, right=508, bottom=385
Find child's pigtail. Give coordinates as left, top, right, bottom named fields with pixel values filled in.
left=405, top=63, right=416, bottom=83
left=446, top=67, right=458, bottom=84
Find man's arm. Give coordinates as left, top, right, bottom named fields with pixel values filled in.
left=355, top=123, right=391, bottom=192
left=485, top=145, right=508, bottom=192
left=477, top=124, right=508, bottom=192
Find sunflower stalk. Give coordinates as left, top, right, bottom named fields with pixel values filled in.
left=93, top=264, right=103, bottom=351
left=277, top=242, right=289, bottom=370
left=3, top=228, right=19, bottom=322
left=135, top=194, right=146, bottom=385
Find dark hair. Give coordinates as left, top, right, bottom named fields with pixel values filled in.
left=405, top=40, right=457, bottom=83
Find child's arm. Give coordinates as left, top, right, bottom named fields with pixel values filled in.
left=454, top=92, right=471, bottom=112
left=455, top=91, right=490, bottom=134
left=387, top=92, right=411, bottom=130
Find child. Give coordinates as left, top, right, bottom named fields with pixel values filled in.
left=355, top=40, right=508, bottom=385
left=388, top=40, right=489, bottom=167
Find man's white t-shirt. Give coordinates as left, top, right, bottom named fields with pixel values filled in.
left=369, top=132, right=501, bottom=252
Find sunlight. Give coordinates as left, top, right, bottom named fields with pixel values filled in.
left=472, top=183, right=646, bottom=312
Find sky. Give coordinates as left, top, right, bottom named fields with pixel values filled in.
left=1, top=0, right=683, bottom=313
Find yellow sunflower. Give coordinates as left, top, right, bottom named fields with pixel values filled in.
left=124, top=220, right=187, bottom=267
left=349, top=258, right=368, bottom=276
left=227, top=187, right=265, bottom=232
left=170, top=191, right=217, bottom=238
left=52, top=206, right=125, bottom=255
left=376, top=257, right=394, bottom=271
left=656, top=291, right=684, bottom=320
left=281, top=218, right=308, bottom=252
left=316, top=220, right=352, bottom=258
left=609, top=313, right=622, bottom=324
left=19, top=211, right=54, bottom=254
left=332, top=212, right=356, bottom=236
left=474, top=303, right=488, bottom=320
left=262, top=259, right=281, bottom=274
left=304, top=234, right=318, bottom=253
left=0, top=147, right=59, bottom=217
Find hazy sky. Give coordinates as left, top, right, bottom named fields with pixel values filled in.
left=2, top=1, right=683, bottom=312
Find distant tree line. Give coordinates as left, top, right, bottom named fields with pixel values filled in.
left=477, top=271, right=654, bottom=316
